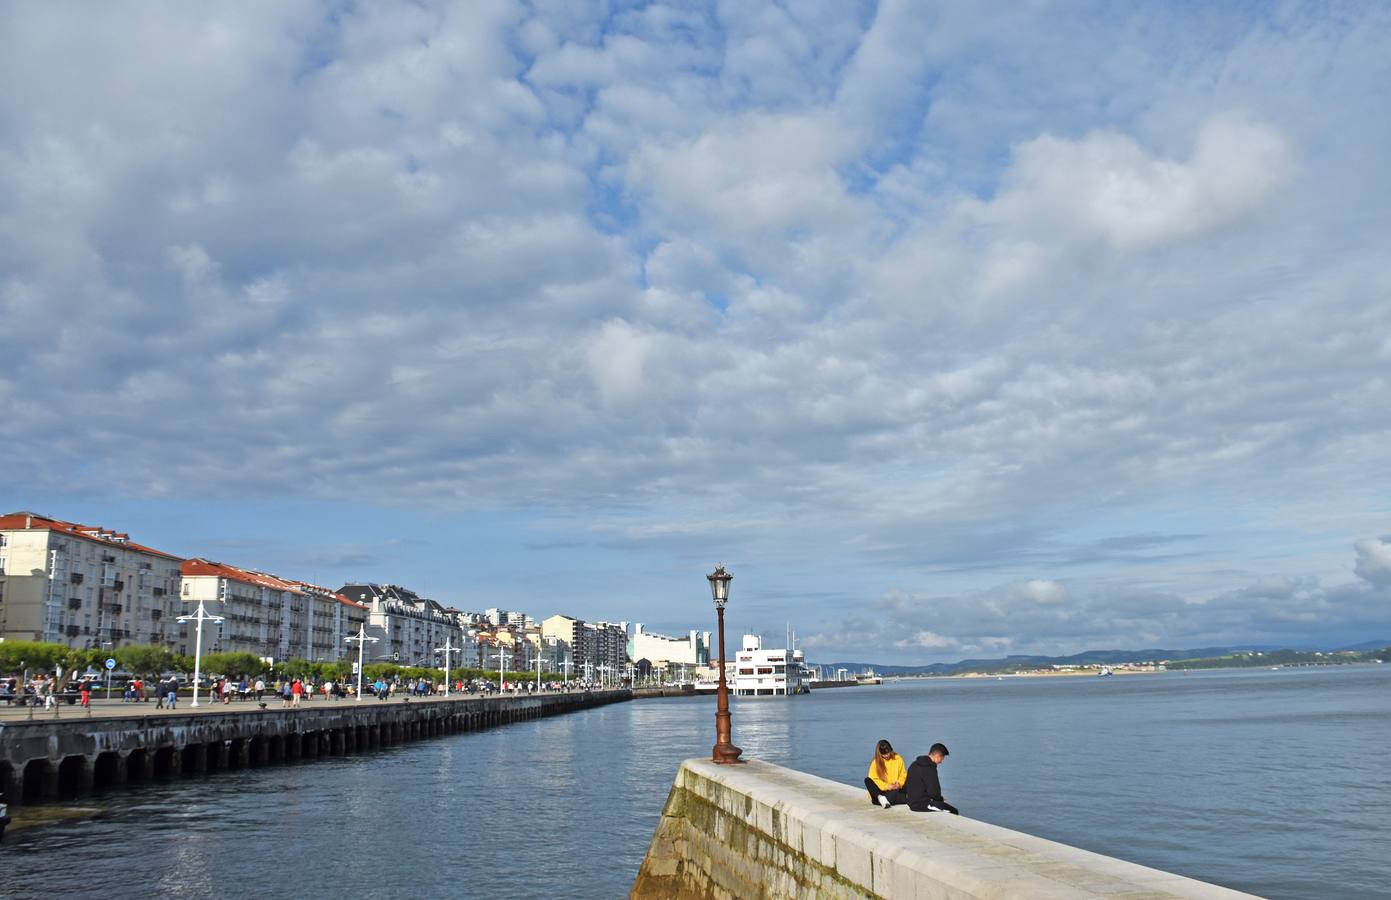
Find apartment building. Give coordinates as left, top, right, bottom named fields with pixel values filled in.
left=337, top=583, right=463, bottom=667
left=0, top=512, right=184, bottom=649
left=180, top=560, right=302, bottom=659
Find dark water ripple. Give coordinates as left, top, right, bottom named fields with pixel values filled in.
left=1, top=665, right=1388, bottom=899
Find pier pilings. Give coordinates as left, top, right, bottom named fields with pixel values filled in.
left=0, top=690, right=628, bottom=806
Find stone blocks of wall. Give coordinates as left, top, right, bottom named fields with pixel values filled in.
left=631, top=758, right=1258, bottom=900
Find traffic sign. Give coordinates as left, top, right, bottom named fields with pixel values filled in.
left=105, top=658, right=116, bottom=670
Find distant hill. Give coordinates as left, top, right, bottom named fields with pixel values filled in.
left=813, top=641, right=1391, bottom=676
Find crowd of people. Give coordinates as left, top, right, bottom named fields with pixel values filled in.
left=5, top=671, right=614, bottom=711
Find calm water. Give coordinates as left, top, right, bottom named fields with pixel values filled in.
left=2, top=666, right=1388, bottom=899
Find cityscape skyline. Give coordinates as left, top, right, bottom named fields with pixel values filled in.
left=3, top=3, right=1390, bottom=662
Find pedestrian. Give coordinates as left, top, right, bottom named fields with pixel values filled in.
left=42, top=676, right=56, bottom=710
left=323, top=679, right=334, bottom=701
left=905, top=743, right=959, bottom=814
left=255, top=677, right=265, bottom=701
left=281, top=681, right=292, bottom=708
left=865, top=739, right=909, bottom=808
left=155, top=678, right=167, bottom=709
left=79, top=680, right=92, bottom=709
left=291, top=678, right=304, bottom=707
left=166, top=679, right=178, bottom=709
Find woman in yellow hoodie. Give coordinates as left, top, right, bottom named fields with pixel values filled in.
left=865, top=738, right=908, bottom=808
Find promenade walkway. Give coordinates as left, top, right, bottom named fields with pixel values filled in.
left=0, top=690, right=552, bottom=722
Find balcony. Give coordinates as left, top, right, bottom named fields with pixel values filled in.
left=113, top=580, right=124, bottom=592
left=151, top=608, right=162, bottom=620
left=109, top=603, right=123, bottom=615
left=152, top=587, right=165, bottom=597
left=65, top=624, right=80, bottom=637
left=68, top=597, right=83, bottom=610
left=70, top=572, right=85, bottom=584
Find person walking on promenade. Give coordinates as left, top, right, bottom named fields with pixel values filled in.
left=865, top=739, right=909, bottom=808
left=79, top=680, right=91, bottom=710
left=154, top=679, right=167, bottom=709
left=291, top=678, right=304, bottom=708
left=166, top=679, right=177, bottom=709
left=905, top=743, right=958, bottom=814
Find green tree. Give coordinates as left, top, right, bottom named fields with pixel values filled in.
left=116, top=644, right=174, bottom=677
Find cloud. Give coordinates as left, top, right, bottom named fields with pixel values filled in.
left=1353, top=538, right=1391, bottom=586
left=977, top=113, right=1296, bottom=252
left=2, top=4, right=1390, bottom=657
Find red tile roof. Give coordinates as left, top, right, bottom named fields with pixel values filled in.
left=181, top=558, right=306, bottom=593
left=0, top=511, right=183, bottom=561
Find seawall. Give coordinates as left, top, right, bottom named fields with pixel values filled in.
left=0, top=690, right=629, bottom=805
left=631, top=758, right=1258, bottom=899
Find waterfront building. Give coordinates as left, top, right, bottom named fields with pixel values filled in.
left=630, top=623, right=710, bottom=670
left=591, top=621, right=629, bottom=682
left=541, top=614, right=586, bottom=674
left=0, top=511, right=184, bottom=649
left=337, top=583, right=463, bottom=667
left=180, top=559, right=311, bottom=660
left=285, top=580, right=369, bottom=661
left=733, top=634, right=805, bottom=697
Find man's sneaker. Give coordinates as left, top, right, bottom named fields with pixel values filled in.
left=877, top=794, right=890, bottom=809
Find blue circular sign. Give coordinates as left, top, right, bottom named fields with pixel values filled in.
left=105, top=658, right=116, bottom=669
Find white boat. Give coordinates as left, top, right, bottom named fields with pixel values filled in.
left=855, top=670, right=883, bottom=685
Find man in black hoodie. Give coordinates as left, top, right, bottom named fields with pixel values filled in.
left=905, top=743, right=958, bottom=814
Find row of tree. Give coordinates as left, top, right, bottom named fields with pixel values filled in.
left=0, top=639, right=568, bottom=687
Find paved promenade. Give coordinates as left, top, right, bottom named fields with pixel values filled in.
left=0, top=691, right=560, bottom=722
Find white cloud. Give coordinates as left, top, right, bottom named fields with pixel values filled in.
left=1353, top=538, right=1391, bottom=586
left=1, top=4, right=1390, bottom=658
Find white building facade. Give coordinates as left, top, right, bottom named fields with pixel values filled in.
left=0, top=512, right=184, bottom=649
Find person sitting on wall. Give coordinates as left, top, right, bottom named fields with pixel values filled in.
left=864, top=739, right=909, bottom=808
left=905, top=743, right=959, bottom=814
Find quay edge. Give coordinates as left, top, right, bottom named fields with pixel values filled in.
left=632, top=757, right=1260, bottom=900
left=0, top=690, right=630, bottom=807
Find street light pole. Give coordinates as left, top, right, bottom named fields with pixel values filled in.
left=345, top=624, right=379, bottom=701
left=436, top=634, right=461, bottom=696
left=175, top=600, right=225, bottom=708
left=708, top=565, right=742, bottom=764
left=498, top=646, right=510, bottom=693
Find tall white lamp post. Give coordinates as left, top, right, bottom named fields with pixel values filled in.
left=497, top=646, right=511, bottom=693
left=176, top=599, right=224, bottom=708
left=436, top=634, right=462, bottom=696
left=346, top=624, right=379, bottom=701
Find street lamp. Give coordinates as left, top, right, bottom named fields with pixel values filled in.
left=175, top=601, right=224, bottom=708
left=436, top=634, right=462, bottom=696
left=497, top=646, right=511, bottom=693
left=345, top=624, right=379, bottom=701
left=708, top=564, right=742, bottom=764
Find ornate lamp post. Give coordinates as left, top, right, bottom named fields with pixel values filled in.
left=708, top=565, right=743, bottom=764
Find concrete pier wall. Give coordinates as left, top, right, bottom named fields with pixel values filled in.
left=631, top=758, right=1257, bottom=900
left=0, top=690, right=628, bottom=805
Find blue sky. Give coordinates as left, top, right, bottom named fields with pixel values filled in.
left=3, top=1, right=1390, bottom=662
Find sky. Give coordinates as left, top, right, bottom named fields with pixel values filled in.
left=2, top=1, right=1390, bottom=664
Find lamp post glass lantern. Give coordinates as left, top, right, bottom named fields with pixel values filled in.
left=708, top=564, right=742, bottom=764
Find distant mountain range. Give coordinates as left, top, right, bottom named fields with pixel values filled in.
left=814, top=640, right=1391, bottom=676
